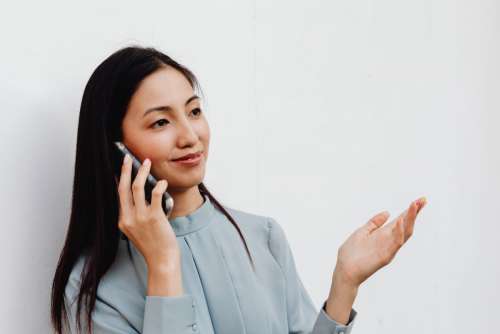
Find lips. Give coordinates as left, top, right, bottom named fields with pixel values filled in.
left=173, top=151, right=202, bottom=161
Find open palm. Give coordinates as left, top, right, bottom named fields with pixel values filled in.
left=335, top=197, right=427, bottom=287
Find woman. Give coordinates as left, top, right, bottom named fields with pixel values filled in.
left=50, top=46, right=427, bottom=334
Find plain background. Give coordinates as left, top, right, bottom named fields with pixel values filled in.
left=0, top=0, right=498, bottom=333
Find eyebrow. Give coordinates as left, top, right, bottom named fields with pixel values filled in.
left=143, top=95, right=200, bottom=117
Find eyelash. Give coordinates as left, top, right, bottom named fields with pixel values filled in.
left=151, top=108, right=203, bottom=128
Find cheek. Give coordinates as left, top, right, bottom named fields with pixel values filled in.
left=145, top=135, right=176, bottom=162
left=199, top=120, right=210, bottom=147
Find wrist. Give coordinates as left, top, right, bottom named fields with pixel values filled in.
left=332, top=266, right=359, bottom=292
left=328, top=277, right=358, bottom=306
left=147, top=262, right=184, bottom=297
left=148, top=262, right=181, bottom=276
left=325, top=268, right=359, bottom=325
left=146, top=252, right=181, bottom=273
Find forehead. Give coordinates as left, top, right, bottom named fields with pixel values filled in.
left=127, top=66, right=194, bottom=116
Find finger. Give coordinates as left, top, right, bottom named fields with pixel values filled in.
left=403, top=200, right=419, bottom=241
left=151, top=179, right=168, bottom=214
left=131, top=158, right=151, bottom=215
left=416, top=196, right=427, bottom=214
left=363, top=211, right=390, bottom=233
left=381, top=209, right=405, bottom=233
left=391, top=215, right=405, bottom=249
left=117, top=154, right=134, bottom=218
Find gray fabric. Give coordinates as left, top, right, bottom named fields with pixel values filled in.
left=64, top=193, right=357, bottom=333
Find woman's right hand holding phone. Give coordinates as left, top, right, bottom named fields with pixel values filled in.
left=117, top=154, right=183, bottom=296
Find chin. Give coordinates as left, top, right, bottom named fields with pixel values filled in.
left=168, top=169, right=205, bottom=188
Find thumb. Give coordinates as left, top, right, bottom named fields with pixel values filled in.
left=363, top=211, right=390, bottom=233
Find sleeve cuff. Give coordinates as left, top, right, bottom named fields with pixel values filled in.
left=142, top=294, right=198, bottom=333
left=312, top=300, right=357, bottom=334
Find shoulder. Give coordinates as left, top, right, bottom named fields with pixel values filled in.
left=63, top=248, right=146, bottom=332
left=64, top=244, right=145, bottom=306
left=64, top=253, right=87, bottom=304
left=222, top=205, right=271, bottom=234
left=222, top=205, right=289, bottom=256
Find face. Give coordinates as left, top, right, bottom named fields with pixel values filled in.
left=121, top=65, right=210, bottom=193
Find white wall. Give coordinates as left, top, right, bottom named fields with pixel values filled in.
left=0, top=0, right=498, bottom=333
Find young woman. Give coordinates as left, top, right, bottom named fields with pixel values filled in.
left=50, top=46, right=427, bottom=334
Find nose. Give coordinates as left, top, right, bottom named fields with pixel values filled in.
left=175, top=118, right=198, bottom=147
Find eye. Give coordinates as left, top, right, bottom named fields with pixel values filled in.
left=151, top=119, right=169, bottom=128
left=191, top=108, right=203, bottom=117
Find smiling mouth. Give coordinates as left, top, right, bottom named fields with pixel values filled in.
left=172, top=151, right=203, bottom=161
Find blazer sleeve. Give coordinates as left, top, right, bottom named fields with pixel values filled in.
left=267, top=217, right=357, bottom=334
left=64, top=261, right=197, bottom=334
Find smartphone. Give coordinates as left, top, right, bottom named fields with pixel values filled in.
left=113, top=141, right=174, bottom=218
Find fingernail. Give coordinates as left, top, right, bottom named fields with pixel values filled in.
left=124, top=154, right=130, bottom=163
left=143, top=158, right=150, bottom=165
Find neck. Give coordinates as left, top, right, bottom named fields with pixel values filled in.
left=167, top=185, right=205, bottom=220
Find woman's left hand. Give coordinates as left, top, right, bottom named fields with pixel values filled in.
left=334, top=197, right=427, bottom=289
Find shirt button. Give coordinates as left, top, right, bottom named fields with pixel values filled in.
left=192, top=323, right=198, bottom=331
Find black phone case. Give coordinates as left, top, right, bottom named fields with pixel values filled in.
left=113, top=141, right=174, bottom=219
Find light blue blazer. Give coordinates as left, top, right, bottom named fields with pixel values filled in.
left=65, top=193, right=357, bottom=333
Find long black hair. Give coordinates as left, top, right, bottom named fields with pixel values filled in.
left=50, top=45, right=254, bottom=334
